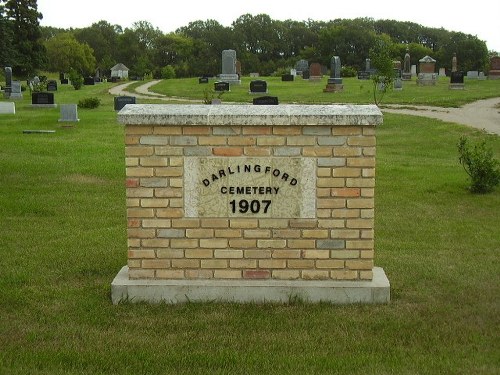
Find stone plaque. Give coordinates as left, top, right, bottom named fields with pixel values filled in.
left=32, top=92, right=55, bottom=105
left=214, top=81, right=230, bottom=92
left=249, top=80, right=267, bottom=93
left=281, top=74, right=294, bottom=81
left=253, top=96, right=279, bottom=105
left=114, top=96, right=136, bottom=111
left=184, top=157, right=316, bottom=218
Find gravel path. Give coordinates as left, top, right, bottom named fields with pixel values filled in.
left=110, top=81, right=500, bottom=135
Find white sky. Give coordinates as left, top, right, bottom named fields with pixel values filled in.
left=37, top=0, right=500, bottom=52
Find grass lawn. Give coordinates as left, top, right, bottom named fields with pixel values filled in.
left=0, top=81, right=499, bottom=374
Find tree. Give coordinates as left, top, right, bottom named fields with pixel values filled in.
left=4, top=0, right=45, bottom=76
left=44, top=33, right=96, bottom=75
left=0, top=2, right=14, bottom=67
left=370, top=34, right=397, bottom=106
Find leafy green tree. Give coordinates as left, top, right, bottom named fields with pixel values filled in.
left=370, top=34, right=396, bottom=106
left=0, top=2, right=14, bottom=67
left=152, top=33, right=194, bottom=77
left=44, top=33, right=96, bottom=75
left=3, top=0, right=45, bottom=76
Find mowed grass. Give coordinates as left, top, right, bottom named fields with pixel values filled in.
left=0, top=81, right=499, bottom=374
left=151, top=75, right=500, bottom=107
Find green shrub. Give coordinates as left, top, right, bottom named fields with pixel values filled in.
left=161, top=65, right=176, bottom=79
left=78, top=97, right=101, bottom=109
left=69, top=69, right=83, bottom=90
left=341, top=66, right=358, bottom=78
left=457, top=135, right=500, bottom=193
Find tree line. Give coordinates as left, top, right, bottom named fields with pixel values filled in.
left=0, top=0, right=494, bottom=79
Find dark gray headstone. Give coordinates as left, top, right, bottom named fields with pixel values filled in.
left=199, top=77, right=209, bottom=84
left=450, top=71, right=464, bottom=84
left=32, top=92, right=55, bottom=105
left=47, top=80, right=58, bottom=91
left=253, top=96, right=278, bottom=105
left=331, top=56, right=341, bottom=79
left=114, top=96, right=136, bottom=111
left=281, top=74, right=294, bottom=82
left=250, top=80, right=267, bottom=93
left=60, top=79, right=69, bottom=84
left=357, top=71, right=371, bottom=80
left=9, top=81, right=23, bottom=99
left=295, top=59, right=309, bottom=73
left=5, top=67, right=12, bottom=87
left=214, top=81, right=230, bottom=92
left=222, top=50, right=236, bottom=75
left=302, top=70, right=310, bottom=80
left=84, top=77, right=95, bottom=85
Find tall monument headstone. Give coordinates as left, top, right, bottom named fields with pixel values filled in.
left=219, top=49, right=241, bottom=84
left=489, top=56, right=500, bottom=80
left=324, top=56, right=343, bottom=92
left=4, top=67, right=13, bottom=98
left=452, top=53, right=458, bottom=73
left=417, top=55, right=437, bottom=86
left=402, top=50, right=412, bottom=80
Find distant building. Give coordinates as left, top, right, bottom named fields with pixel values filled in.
left=110, top=63, right=129, bottom=79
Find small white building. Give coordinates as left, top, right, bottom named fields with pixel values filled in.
left=110, top=63, right=129, bottom=79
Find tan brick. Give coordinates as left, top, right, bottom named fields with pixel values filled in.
left=361, top=188, right=375, bottom=197
left=317, top=178, right=345, bottom=188
left=317, top=219, right=345, bottom=228
left=156, top=270, right=184, bottom=279
left=258, top=219, right=288, bottom=228
left=200, top=238, right=228, bottom=248
left=257, top=137, right=286, bottom=146
left=185, top=270, right=213, bottom=279
left=331, top=188, right=360, bottom=197
left=127, top=218, right=141, bottom=228
left=317, top=188, right=331, bottom=197
left=302, top=147, right=332, bottom=157
left=126, top=125, right=153, bottom=135
left=172, top=259, right=199, bottom=268
left=287, top=239, right=315, bottom=249
left=229, top=239, right=256, bottom=248
left=346, top=178, right=375, bottom=188
left=361, top=229, right=374, bottom=239
left=359, top=270, right=373, bottom=280
left=318, top=168, right=332, bottom=177
left=330, top=250, right=360, bottom=259
left=170, top=239, right=198, bottom=248
left=287, top=136, right=315, bottom=146
left=155, top=146, right=183, bottom=156
left=346, top=218, right=374, bottom=229
left=215, top=229, right=242, bottom=238
left=317, top=199, right=345, bottom=209
left=333, top=147, right=362, bottom=157
left=316, top=260, right=344, bottom=269
left=127, top=228, right=155, bottom=238
left=186, top=228, right=214, bottom=238
left=185, top=249, right=213, bottom=258
left=228, top=137, right=256, bottom=146
left=142, top=259, right=171, bottom=269
left=157, top=249, right=184, bottom=258
left=272, top=229, right=301, bottom=238
left=198, top=136, right=227, bottom=145
left=127, top=198, right=140, bottom=208
left=272, top=270, right=300, bottom=280
left=168, top=157, right=183, bottom=167
left=127, top=188, right=154, bottom=198
left=213, top=147, right=243, bottom=156
left=155, top=167, right=183, bottom=177
left=346, top=259, right=373, bottom=270
left=125, top=135, right=141, bottom=145
left=126, top=167, right=154, bottom=177
left=363, top=147, right=376, bottom=156
left=347, top=136, right=376, bottom=147
left=128, top=259, right=141, bottom=268
left=301, top=250, right=330, bottom=259
left=140, top=157, right=168, bottom=167
left=243, top=270, right=270, bottom=279
left=128, top=239, right=140, bottom=247
left=272, top=249, right=301, bottom=259
left=257, top=239, right=287, bottom=248
left=125, top=158, right=139, bottom=167
left=287, top=259, right=315, bottom=269
left=129, top=269, right=154, bottom=279
left=230, top=259, right=257, bottom=268
left=182, top=126, right=210, bottom=135
left=155, top=188, right=182, bottom=198
left=332, top=126, right=361, bottom=136
left=128, top=249, right=156, bottom=259
left=360, top=250, right=374, bottom=259
left=243, top=127, right=271, bottom=135
left=230, top=219, right=258, bottom=229
left=259, top=259, right=287, bottom=268
left=244, top=147, right=271, bottom=156
left=201, top=219, right=228, bottom=228
left=273, top=126, right=301, bottom=135
left=214, top=249, right=243, bottom=259
left=332, top=168, right=361, bottom=178
left=363, top=127, right=376, bottom=136
left=201, top=259, right=227, bottom=269
left=289, top=219, right=317, bottom=228
left=140, top=198, right=168, bottom=208
left=346, top=240, right=374, bottom=250
left=169, top=199, right=183, bottom=208
left=244, top=249, right=271, bottom=258
left=331, top=229, right=360, bottom=239
left=169, top=178, right=183, bottom=188
left=141, top=239, right=170, bottom=248
left=332, top=209, right=360, bottom=219
left=142, top=219, right=171, bottom=228
left=302, top=229, right=329, bottom=238
left=214, top=270, right=242, bottom=279
left=360, top=209, right=374, bottom=219
left=126, top=146, right=154, bottom=157
left=172, top=219, right=200, bottom=228
left=331, top=270, right=358, bottom=280
left=348, top=157, right=376, bottom=167
left=244, top=229, right=271, bottom=238
left=302, top=270, right=329, bottom=280
left=153, top=126, right=182, bottom=135
left=156, top=208, right=184, bottom=218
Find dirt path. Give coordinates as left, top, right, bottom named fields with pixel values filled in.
left=110, top=81, right=500, bottom=135
left=381, top=98, right=500, bottom=135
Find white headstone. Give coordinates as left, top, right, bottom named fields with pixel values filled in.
left=0, top=102, right=15, bottom=114
left=411, top=65, right=417, bottom=77
left=59, top=104, right=80, bottom=122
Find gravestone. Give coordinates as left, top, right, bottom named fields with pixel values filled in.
left=252, top=95, right=278, bottom=105
left=84, top=77, right=95, bottom=85
left=199, top=77, right=209, bottom=84
left=281, top=74, right=294, bottom=82
left=0, top=102, right=15, bottom=114
left=9, top=81, right=23, bottom=99
left=489, top=56, right=500, bottom=80
left=59, top=72, right=65, bottom=81
left=478, top=72, right=486, bottom=80
left=114, top=96, right=136, bottom=111
left=302, top=70, right=310, bottom=80
left=357, top=71, right=371, bottom=80
left=59, top=104, right=80, bottom=123
left=417, top=56, right=437, bottom=86
left=393, top=78, right=403, bottom=91
left=439, top=68, right=446, bottom=77
left=219, top=49, right=241, bottom=84
left=32, top=92, right=57, bottom=107
left=4, top=67, right=13, bottom=98
left=249, top=73, right=260, bottom=78
left=466, top=71, right=479, bottom=79
left=309, top=63, right=322, bottom=81
left=47, top=80, right=58, bottom=91
left=295, top=59, right=309, bottom=75
left=290, top=68, right=297, bottom=76
left=449, top=71, right=465, bottom=90
left=452, top=53, right=458, bottom=72
left=33, top=76, right=40, bottom=85
left=324, top=56, right=343, bottom=92
left=61, top=78, right=69, bottom=84
left=250, top=80, right=268, bottom=94
left=402, top=50, right=412, bottom=80
left=214, top=81, right=230, bottom=92
left=411, top=65, right=417, bottom=77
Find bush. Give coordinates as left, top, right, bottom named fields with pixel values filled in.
left=78, top=97, right=101, bottom=109
left=161, top=65, right=176, bottom=79
left=457, top=135, right=500, bottom=193
left=341, top=66, right=358, bottom=78
left=69, top=69, right=83, bottom=90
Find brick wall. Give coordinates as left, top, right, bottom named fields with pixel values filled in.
left=120, top=105, right=382, bottom=282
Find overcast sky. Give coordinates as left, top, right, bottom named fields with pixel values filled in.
left=37, top=0, right=500, bottom=52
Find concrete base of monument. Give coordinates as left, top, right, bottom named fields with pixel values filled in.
left=111, top=266, right=390, bottom=305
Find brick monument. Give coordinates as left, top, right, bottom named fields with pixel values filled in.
left=111, top=104, right=390, bottom=304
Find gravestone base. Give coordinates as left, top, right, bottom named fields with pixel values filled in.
left=111, top=266, right=390, bottom=304
left=402, top=73, right=412, bottom=81
left=9, top=92, right=23, bottom=99
left=218, top=74, right=241, bottom=84
left=488, top=71, right=500, bottom=80
left=32, top=104, right=58, bottom=108
left=449, top=83, right=465, bottom=90
left=323, top=83, right=344, bottom=92
left=309, top=76, right=323, bottom=82
left=417, top=73, right=437, bottom=86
